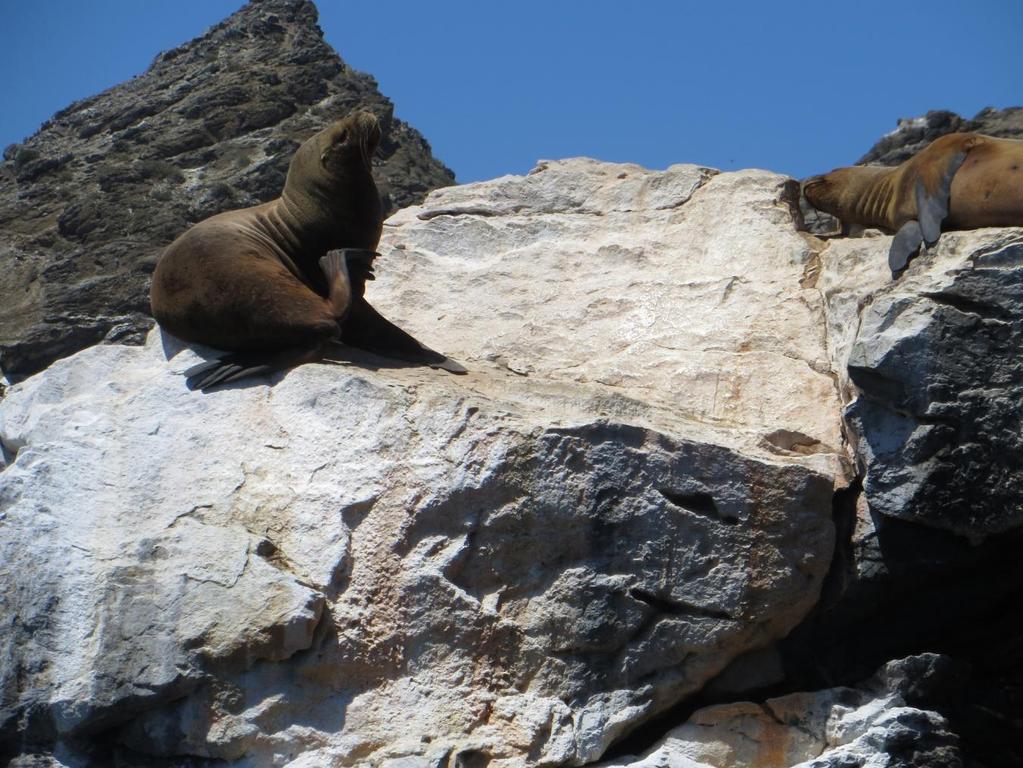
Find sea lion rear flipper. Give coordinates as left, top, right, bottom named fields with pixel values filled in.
left=341, top=297, right=467, bottom=374
left=889, top=220, right=924, bottom=276
left=916, top=150, right=968, bottom=244
left=183, top=346, right=320, bottom=391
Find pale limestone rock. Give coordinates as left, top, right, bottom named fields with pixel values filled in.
left=1, top=159, right=848, bottom=766
left=379, top=160, right=844, bottom=476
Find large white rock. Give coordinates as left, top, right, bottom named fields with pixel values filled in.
left=379, top=159, right=844, bottom=473
left=1, top=159, right=849, bottom=766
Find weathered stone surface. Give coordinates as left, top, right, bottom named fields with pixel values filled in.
left=0, top=0, right=454, bottom=383
left=381, top=159, right=844, bottom=475
left=598, top=654, right=963, bottom=768
left=1, top=160, right=844, bottom=766
left=605, top=223, right=1023, bottom=767
left=7, top=117, right=1023, bottom=764
left=770, top=228, right=1023, bottom=768
left=819, top=229, right=1023, bottom=538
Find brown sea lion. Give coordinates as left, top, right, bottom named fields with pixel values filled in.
left=150, top=111, right=465, bottom=390
left=802, top=132, right=1023, bottom=275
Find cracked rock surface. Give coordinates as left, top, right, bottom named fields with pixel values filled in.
left=0, top=0, right=454, bottom=383
left=2, top=159, right=845, bottom=766
left=3, top=148, right=1023, bottom=764
left=598, top=654, right=964, bottom=768
left=819, top=230, right=1023, bottom=538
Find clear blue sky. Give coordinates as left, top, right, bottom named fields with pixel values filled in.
left=2, top=1, right=1021, bottom=182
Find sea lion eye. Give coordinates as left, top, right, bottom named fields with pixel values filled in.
left=336, top=128, right=349, bottom=145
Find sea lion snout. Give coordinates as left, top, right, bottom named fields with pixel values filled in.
left=351, top=111, right=382, bottom=151
left=801, top=174, right=828, bottom=209
left=319, top=111, right=382, bottom=173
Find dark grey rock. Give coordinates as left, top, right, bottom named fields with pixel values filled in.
left=0, top=0, right=454, bottom=383
left=767, top=230, right=1023, bottom=768
left=859, top=106, right=1023, bottom=166
left=846, top=235, right=1023, bottom=537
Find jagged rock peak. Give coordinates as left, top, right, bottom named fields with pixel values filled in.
left=0, top=0, right=454, bottom=383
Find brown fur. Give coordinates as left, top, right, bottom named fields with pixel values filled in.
left=150, top=111, right=383, bottom=352
left=803, top=132, right=1023, bottom=233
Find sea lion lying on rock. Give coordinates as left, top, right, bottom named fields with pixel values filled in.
left=803, top=132, right=1023, bottom=275
left=150, top=111, right=465, bottom=390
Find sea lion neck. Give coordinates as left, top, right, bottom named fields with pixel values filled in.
left=832, top=166, right=892, bottom=230
left=275, top=138, right=383, bottom=255
left=808, top=165, right=896, bottom=231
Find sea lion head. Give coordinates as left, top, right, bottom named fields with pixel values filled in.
left=317, top=111, right=382, bottom=179
left=803, top=165, right=893, bottom=224
left=801, top=170, right=844, bottom=217
left=281, top=111, right=384, bottom=250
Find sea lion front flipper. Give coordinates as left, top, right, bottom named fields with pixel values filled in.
left=334, top=248, right=378, bottom=300
left=341, top=248, right=378, bottom=281
left=341, top=297, right=467, bottom=374
left=183, top=345, right=321, bottom=391
left=915, top=150, right=968, bottom=244
left=889, top=148, right=969, bottom=277
left=889, top=219, right=924, bottom=276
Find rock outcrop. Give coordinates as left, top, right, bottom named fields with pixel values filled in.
left=4, top=23, right=1023, bottom=760
left=824, top=230, right=1023, bottom=538
left=0, top=0, right=454, bottom=384
left=2, top=159, right=847, bottom=766
left=4, top=150, right=1022, bottom=766
left=858, top=106, right=1023, bottom=166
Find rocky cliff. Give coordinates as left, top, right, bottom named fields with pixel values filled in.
left=3, top=153, right=1021, bottom=767
left=3, top=5, right=1023, bottom=764
left=0, top=0, right=454, bottom=384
